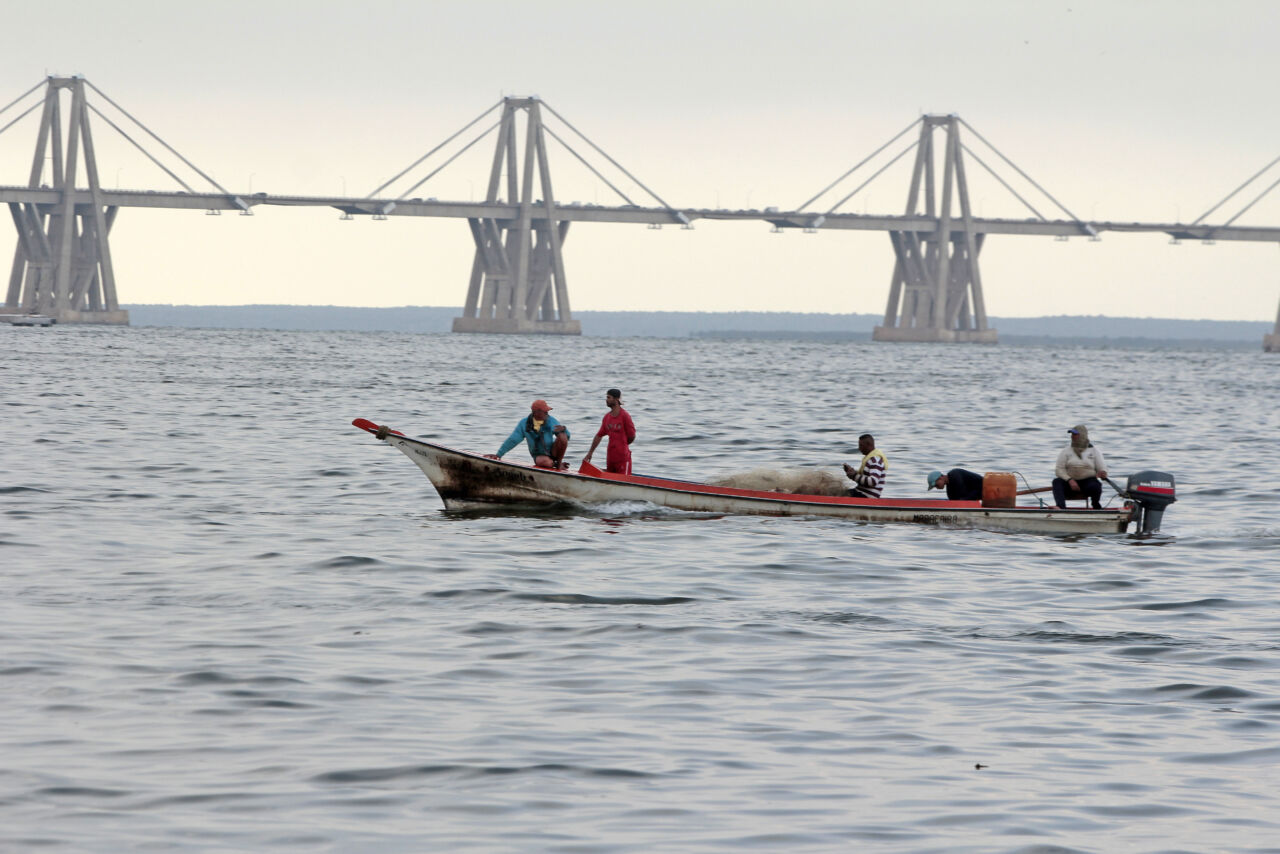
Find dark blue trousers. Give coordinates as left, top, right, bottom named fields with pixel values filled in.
left=1053, top=476, right=1102, bottom=509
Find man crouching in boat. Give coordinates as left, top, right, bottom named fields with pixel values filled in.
left=486, top=399, right=571, bottom=469
left=843, top=433, right=887, bottom=498
left=927, top=468, right=984, bottom=500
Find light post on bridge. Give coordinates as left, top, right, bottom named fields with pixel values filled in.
left=240, top=173, right=256, bottom=215
left=339, top=177, right=354, bottom=219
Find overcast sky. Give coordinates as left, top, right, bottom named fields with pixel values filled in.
left=3, top=0, right=1279, bottom=321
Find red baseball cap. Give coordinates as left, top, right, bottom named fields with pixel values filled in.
left=530, top=399, right=552, bottom=412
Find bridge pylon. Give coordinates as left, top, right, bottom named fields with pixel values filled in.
left=4, top=77, right=127, bottom=324
left=452, top=97, right=579, bottom=335
left=873, top=115, right=995, bottom=343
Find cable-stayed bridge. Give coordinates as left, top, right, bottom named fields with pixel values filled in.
left=3, top=76, right=1279, bottom=349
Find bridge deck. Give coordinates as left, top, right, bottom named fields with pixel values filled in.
left=3, top=185, right=1278, bottom=241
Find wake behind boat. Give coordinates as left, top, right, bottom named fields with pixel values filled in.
left=351, top=418, right=1176, bottom=535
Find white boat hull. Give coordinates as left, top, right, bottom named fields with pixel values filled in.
left=356, top=421, right=1134, bottom=535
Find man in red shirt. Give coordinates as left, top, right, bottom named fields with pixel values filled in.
left=582, top=388, right=636, bottom=474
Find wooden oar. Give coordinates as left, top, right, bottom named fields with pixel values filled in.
left=1017, top=480, right=1128, bottom=497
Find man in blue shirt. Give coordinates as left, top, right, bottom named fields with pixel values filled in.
left=487, top=399, right=571, bottom=469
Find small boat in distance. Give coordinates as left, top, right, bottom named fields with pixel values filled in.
left=351, top=418, right=1176, bottom=535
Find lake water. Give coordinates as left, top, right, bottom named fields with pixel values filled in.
left=3, top=326, right=1279, bottom=853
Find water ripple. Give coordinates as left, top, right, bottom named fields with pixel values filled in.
left=507, top=593, right=696, bottom=606
left=312, top=762, right=656, bottom=784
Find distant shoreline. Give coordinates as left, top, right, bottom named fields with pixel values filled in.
left=690, top=330, right=1263, bottom=350
left=122, top=305, right=1273, bottom=345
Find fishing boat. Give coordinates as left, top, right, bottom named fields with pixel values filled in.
left=352, top=418, right=1176, bottom=535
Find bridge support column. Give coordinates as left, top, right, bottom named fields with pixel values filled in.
left=873, top=115, right=993, bottom=343
left=453, top=97, right=579, bottom=335
left=4, top=77, right=128, bottom=325
left=1266, top=293, right=1280, bottom=352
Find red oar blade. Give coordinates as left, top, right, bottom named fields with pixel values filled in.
left=352, top=418, right=404, bottom=438
left=578, top=460, right=604, bottom=477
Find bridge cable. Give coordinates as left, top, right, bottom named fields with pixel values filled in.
left=1190, top=152, right=1280, bottom=225
left=389, top=119, right=502, bottom=203
left=539, top=101, right=677, bottom=213
left=959, top=143, right=1046, bottom=221
left=0, top=80, right=45, bottom=120
left=823, top=141, right=919, bottom=216
left=87, top=104, right=197, bottom=194
left=541, top=125, right=638, bottom=207
left=365, top=99, right=503, bottom=200
left=958, top=118, right=1083, bottom=224
left=796, top=116, right=921, bottom=212
left=0, top=99, right=43, bottom=140
left=1218, top=173, right=1280, bottom=229
left=85, top=81, right=235, bottom=197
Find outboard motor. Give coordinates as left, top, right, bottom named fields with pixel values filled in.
left=1125, top=470, right=1176, bottom=533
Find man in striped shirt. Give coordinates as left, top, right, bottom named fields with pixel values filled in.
left=843, top=433, right=888, bottom=498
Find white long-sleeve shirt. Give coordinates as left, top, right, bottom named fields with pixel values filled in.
left=1055, top=444, right=1106, bottom=481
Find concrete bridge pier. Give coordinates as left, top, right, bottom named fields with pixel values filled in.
left=452, top=97, right=579, bottom=335
left=1266, top=294, right=1280, bottom=351
left=4, top=77, right=128, bottom=325
left=873, top=229, right=996, bottom=343
left=872, top=115, right=995, bottom=343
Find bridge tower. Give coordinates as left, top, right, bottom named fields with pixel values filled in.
left=873, top=115, right=995, bottom=343
left=452, top=97, right=579, bottom=335
left=5, top=76, right=127, bottom=324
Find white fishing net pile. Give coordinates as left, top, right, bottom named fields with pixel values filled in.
left=708, top=467, right=848, bottom=496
